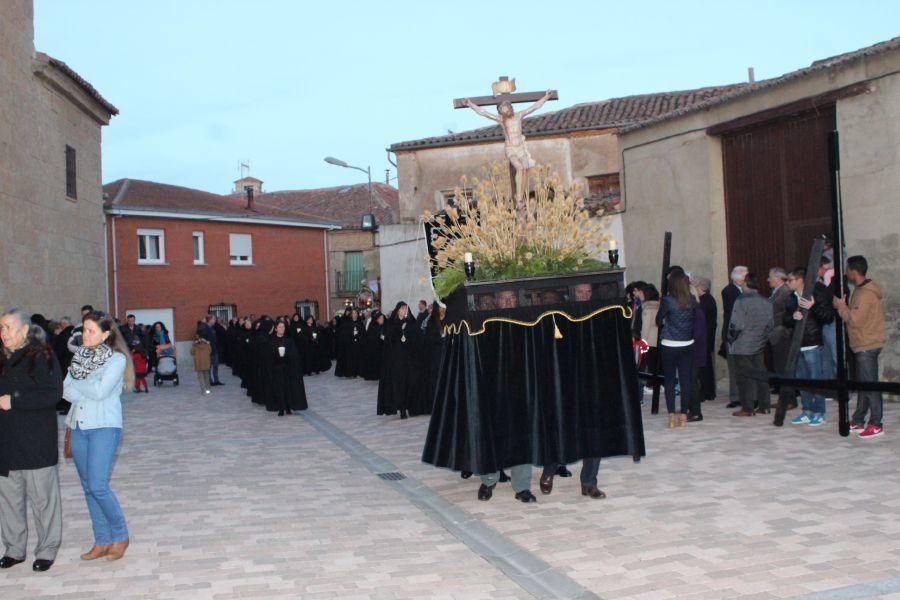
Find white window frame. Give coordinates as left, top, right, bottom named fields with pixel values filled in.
left=229, top=233, right=253, bottom=266
left=192, top=231, right=205, bottom=265
left=137, top=228, right=165, bottom=265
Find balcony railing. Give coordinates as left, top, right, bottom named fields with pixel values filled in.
left=335, top=269, right=367, bottom=294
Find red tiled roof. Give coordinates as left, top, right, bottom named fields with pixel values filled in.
left=389, top=84, right=747, bottom=152
left=43, top=54, right=119, bottom=116
left=619, top=36, right=900, bottom=133
left=254, top=183, right=400, bottom=229
left=103, top=179, right=339, bottom=227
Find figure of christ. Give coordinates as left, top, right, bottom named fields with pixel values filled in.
left=464, top=91, right=554, bottom=220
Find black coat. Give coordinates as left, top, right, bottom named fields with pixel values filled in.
left=263, top=335, right=308, bottom=412
left=0, top=345, right=63, bottom=473
left=334, top=318, right=364, bottom=378
left=361, top=320, right=385, bottom=381
left=376, top=316, right=420, bottom=415
left=719, top=283, right=742, bottom=355
left=782, top=283, right=836, bottom=348
left=699, top=293, right=718, bottom=353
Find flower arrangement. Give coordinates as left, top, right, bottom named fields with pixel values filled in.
left=425, top=162, right=614, bottom=299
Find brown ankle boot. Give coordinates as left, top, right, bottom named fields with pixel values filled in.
left=106, top=539, right=129, bottom=561
left=667, top=414, right=677, bottom=428
left=80, top=545, right=110, bottom=561
left=678, top=413, right=688, bottom=427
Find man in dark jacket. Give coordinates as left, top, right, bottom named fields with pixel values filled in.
left=721, top=266, right=748, bottom=407
left=0, top=308, right=64, bottom=572
left=728, top=273, right=773, bottom=417
left=200, top=315, right=224, bottom=386
left=767, top=267, right=795, bottom=410
left=784, top=267, right=835, bottom=426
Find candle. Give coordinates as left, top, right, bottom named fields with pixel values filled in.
left=464, top=252, right=473, bottom=263
left=608, top=240, right=618, bottom=251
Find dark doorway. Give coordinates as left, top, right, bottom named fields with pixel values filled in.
left=722, top=106, right=835, bottom=292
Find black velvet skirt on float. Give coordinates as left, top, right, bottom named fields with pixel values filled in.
left=422, top=301, right=645, bottom=475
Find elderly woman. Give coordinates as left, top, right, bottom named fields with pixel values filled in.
left=0, top=308, right=64, bottom=572
left=63, top=312, right=133, bottom=562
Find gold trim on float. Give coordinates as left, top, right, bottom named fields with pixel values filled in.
left=443, top=304, right=632, bottom=338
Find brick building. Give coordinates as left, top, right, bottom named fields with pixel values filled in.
left=0, top=0, right=117, bottom=317
left=252, top=181, right=399, bottom=316
left=104, top=179, right=338, bottom=356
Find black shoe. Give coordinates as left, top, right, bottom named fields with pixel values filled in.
left=726, top=401, right=740, bottom=408
left=477, top=483, right=495, bottom=501
left=32, top=559, right=53, bottom=572
left=286, top=409, right=293, bottom=415
left=687, top=414, right=704, bottom=422
left=581, top=485, right=607, bottom=499
left=460, top=471, right=472, bottom=479
left=498, top=470, right=510, bottom=483
left=400, top=409, right=408, bottom=420
left=515, top=490, right=537, bottom=503
left=556, top=466, right=572, bottom=478
left=278, top=410, right=285, bottom=416
left=0, top=556, right=24, bottom=569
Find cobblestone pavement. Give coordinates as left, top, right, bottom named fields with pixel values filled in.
left=0, top=366, right=898, bottom=599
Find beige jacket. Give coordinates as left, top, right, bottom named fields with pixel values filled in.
left=640, top=300, right=660, bottom=347
left=837, top=279, right=885, bottom=352
left=190, top=339, right=212, bottom=371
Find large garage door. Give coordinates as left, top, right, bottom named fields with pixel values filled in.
left=722, top=107, right=835, bottom=292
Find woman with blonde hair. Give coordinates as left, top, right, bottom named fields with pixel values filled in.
left=63, top=312, right=133, bottom=561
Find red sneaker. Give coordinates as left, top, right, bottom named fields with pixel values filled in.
left=859, top=424, right=884, bottom=439
left=849, top=421, right=866, bottom=434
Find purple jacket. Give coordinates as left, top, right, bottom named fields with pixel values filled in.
left=692, top=305, right=707, bottom=368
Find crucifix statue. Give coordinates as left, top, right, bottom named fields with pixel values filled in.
left=454, top=77, right=558, bottom=226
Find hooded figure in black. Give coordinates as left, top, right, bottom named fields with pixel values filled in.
left=302, top=315, right=330, bottom=374
left=247, top=318, right=273, bottom=404
left=377, top=302, right=420, bottom=419
left=334, top=309, right=363, bottom=378
left=417, top=301, right=445, bottom=416
left=361, top=311, right=386, bottom=381
left=264, top=321, right=308, bottom=415
left=235, top=319, right=253, bottom=387
left=289, top=313, right=309, bottom=372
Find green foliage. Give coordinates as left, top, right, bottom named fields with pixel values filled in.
left=433, top=265, right=466, bottom=300
left=432, top=246, right=611, bottom=299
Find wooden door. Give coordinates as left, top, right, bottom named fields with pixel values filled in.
left=722, top=107, right=835, bottom=293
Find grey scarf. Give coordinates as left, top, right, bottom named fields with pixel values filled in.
left=68, top=344, right=114, bottom=380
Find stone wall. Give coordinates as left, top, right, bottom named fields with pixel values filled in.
left=0, top=0, right=111, bottom=319
left=620, top=48, right=900, bottom=384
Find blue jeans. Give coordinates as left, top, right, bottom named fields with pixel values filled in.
left=796, top=346, right=825, bottom=415
left=853, top=348, right=883, bottom=428
left=70, top=427, right=128, bottom=545
left=661, top=344, right=693, bottom=414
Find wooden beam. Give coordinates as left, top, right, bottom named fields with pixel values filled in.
left=706, top=82, right=870, bottom=136
left=453, top=90, right=558, bottom=109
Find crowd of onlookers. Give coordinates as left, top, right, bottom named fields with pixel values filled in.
left=630, top=250, right=886, bottom=439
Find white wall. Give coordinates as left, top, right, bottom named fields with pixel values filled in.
left=377, top=223, right=434, bottom=311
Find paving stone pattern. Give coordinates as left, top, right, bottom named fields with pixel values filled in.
left=0, top=368, right=897, bottom=599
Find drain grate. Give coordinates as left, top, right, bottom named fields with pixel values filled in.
left=377, top=472, right=407, bottom=481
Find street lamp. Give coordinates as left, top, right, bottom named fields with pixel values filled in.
left=324, top=156, right=377, bottom=231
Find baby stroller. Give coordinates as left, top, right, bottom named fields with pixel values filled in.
left=153, top=344, right=180, bottom=386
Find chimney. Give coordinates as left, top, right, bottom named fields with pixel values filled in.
left=244, top=185, right=255, bottom=211
left=747, top=67, right=756, bottom=83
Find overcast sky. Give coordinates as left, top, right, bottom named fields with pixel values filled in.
left=34, top=0, right=898, bottom=195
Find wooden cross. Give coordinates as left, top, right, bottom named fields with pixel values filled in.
left=453, top=77, right=558, bottom=216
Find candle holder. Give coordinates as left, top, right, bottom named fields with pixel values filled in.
left=608, top=249, right=619, bottom=268
left=464, top=252, right=476, bottom=281
left=464, top=259, right=476, bottom=281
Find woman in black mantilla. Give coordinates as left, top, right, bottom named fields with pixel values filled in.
left=361, top=311, right=386, bottom=381
left=334, top=309, right=363, bottom=378
left=289, top=313, right=309, bottom=374
left=264, top=321, right=307, bottom=416
left=303, top=315, right=331, bottom=374
left=247, top=318, right=273, bottom=405
left=416, top=301, right=445, bottom=416
left=376, top=302, right=419, bottom=419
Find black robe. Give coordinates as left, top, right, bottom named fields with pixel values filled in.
left=334, top=317, right=363, bottom=378
left=290, top=320, right=310, bottom=375
left=376, top=316, right=419, bottom=415
left=247, top=330, right=270, bottom=404
left=361, top=320, right=385, bottom=381
left=263, top=335, right=308, bottom=412
left=417, top=318, right=444, bottom=416
left=303, top=324, right=331, bottom=374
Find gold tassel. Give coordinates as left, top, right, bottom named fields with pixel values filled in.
left=553, top=315, right=563, bottom=340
